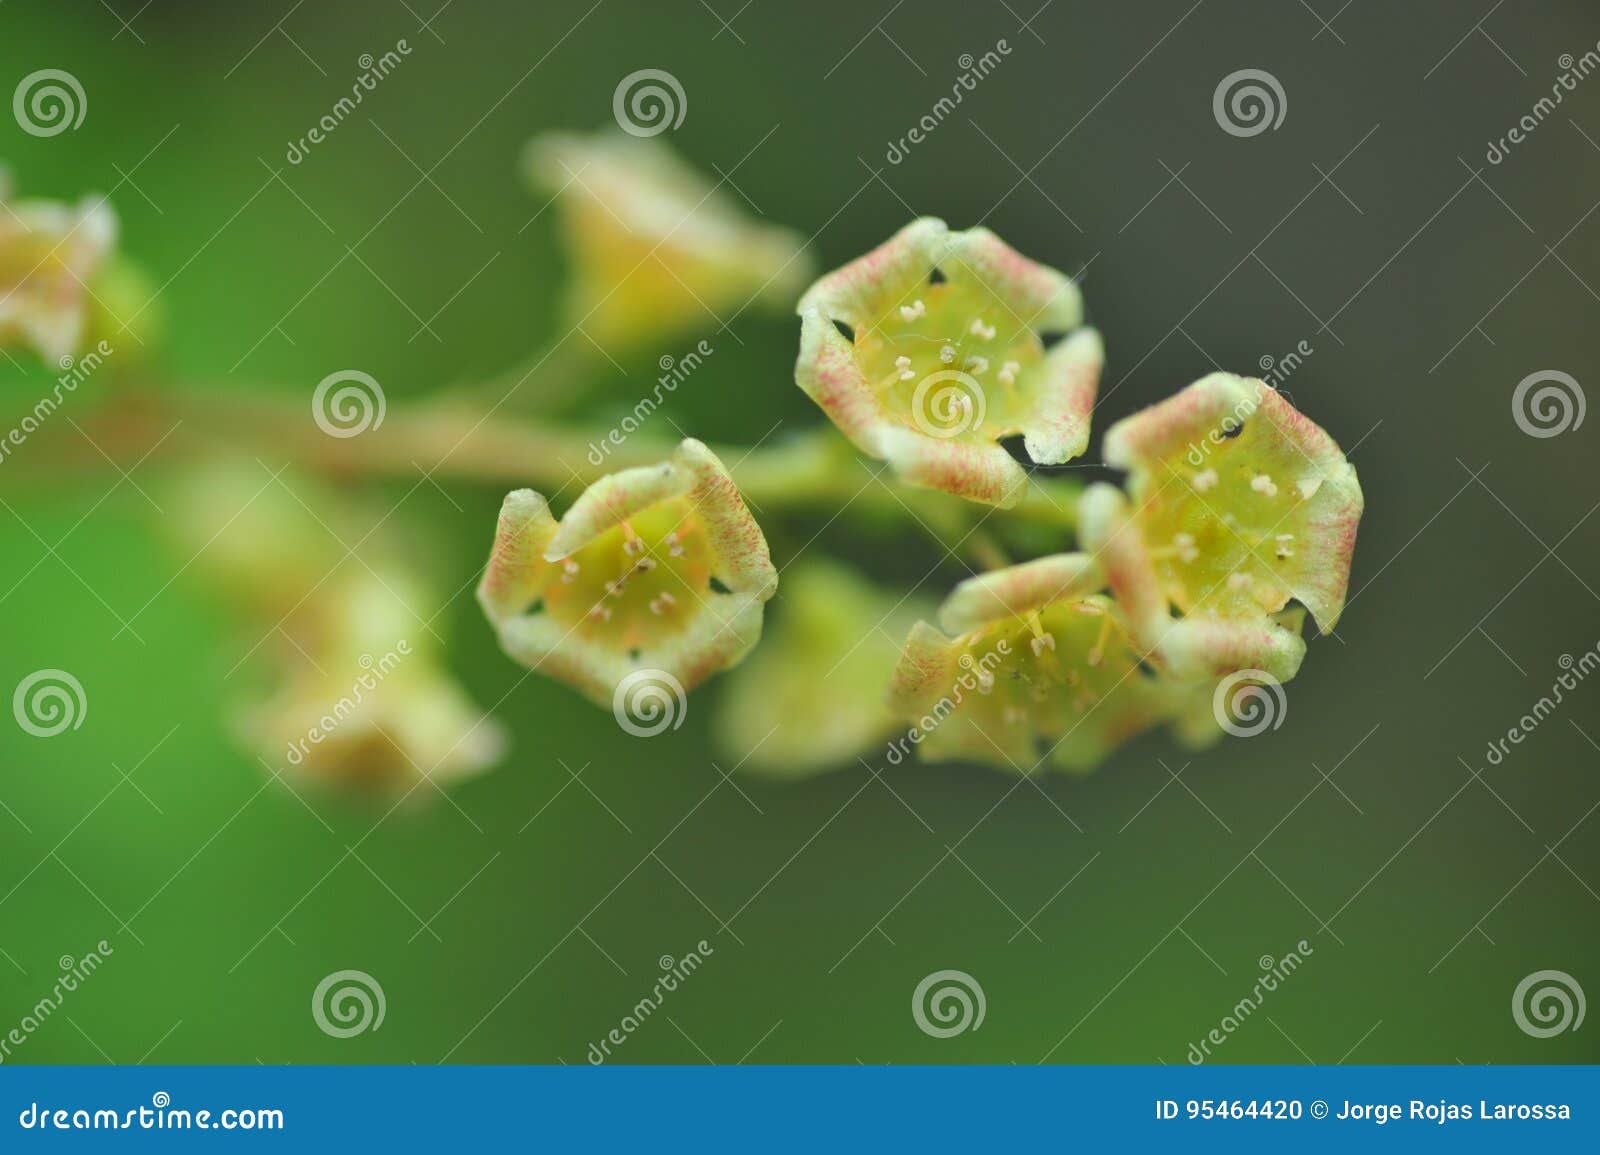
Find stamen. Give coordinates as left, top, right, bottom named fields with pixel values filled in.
left=969, top=318, right=996, bottom=341
left=1193, top=468, right=1218, bottom=491
left=965, top=355, right=989, bottom=375
left=997, top=360, right=1020, bottom=386
left=938, top=344, right=956, bottom=365
left=899, top=299, right=926, bottom=321
left=1250, top=474, right=1279, bottom=498
left=894, top=354, right=914, bottom=381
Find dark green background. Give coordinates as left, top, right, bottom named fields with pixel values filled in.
left=1, top=0, right=1596, bottom=1064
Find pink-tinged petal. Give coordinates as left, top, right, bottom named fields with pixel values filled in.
left=1158, top=616, right=1307, bottom=683
left=476, top=489, right=558, bottom=620
left=796, top=217, right=949, bottom=326
left=1077, top=483, right=1171, bottom=654
left=875, top=425, right=1028, bottom=508
left=544, top=457, right=691, bottom=560
left=794, top=301, right=887, bottom=455
left=885, top=619, right=961, bottom=718
left=947, top=226, right=1082, bottom=332
left=938, top=552, right=1103, bottom=636
left=1021, top=328, right=1102, bottom=465
left=675, top=438, right=778, bottom=598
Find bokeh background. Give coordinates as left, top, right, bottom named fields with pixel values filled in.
left=2, top=0, right=1597, bottom=1065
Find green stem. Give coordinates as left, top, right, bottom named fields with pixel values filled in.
left=54, top=386, right=1081, bottom=555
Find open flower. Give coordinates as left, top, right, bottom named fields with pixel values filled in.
left=478, top=438, right=778, bottom=705
left=1078, top=373, right=1363, bottom=682
left=795, top=217, right=1101, bottom=508
left=714, top=559, right=932, bottom=778
left=887, top=554, right=1190, bottom=772
left=525, top=131, right=813, bottom=355
left=249, top=568, right=506, bottom=795
left=0, top=175, right=118, bottom=363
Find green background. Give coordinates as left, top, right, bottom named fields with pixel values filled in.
left=1, top=0, right=1597, bottom=1064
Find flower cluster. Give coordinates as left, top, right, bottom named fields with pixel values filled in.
left=478, top=153, right=1364, bottom=779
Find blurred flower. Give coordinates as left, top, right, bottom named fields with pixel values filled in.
left=525, top=131, right=813, bottom=355
left=164, top=458, right=344, bottom=617
left=163, top=460, right=504, bottom=796
left=1078, top=372, right=1363, bottom=682
left=887, top=554, right=1189, bottom=772
left=0, top=173, right=118, bottom=363
left=248, top=568, right=506, bottom=795
left=795, top=217, right=1101, bottom=508
left=714, top=558, right=933, bottom=779
left=478, top=438, right=778, bottom=705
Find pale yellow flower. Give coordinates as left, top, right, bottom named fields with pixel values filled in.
left=714, top=558, right=933, bottom=778
left=250, top=568, right=506, bottom=794
left=887, top=554, right=1192, bottom=772
left=478, top=438, right=777, bottom=704
left=0, top=176, right=117, bottom=363
left=526, top=131, right=813, bottom=354
left=1079, top=372, right=1363, bottom=681
left=795, top=217, right=1101, bottom=507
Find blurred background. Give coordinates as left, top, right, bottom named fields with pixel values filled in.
left=1, top=0, right=1597, bottom=1064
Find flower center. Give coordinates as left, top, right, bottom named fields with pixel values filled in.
left=541, top=499, right=714, bottom=649
left=851, top=275, right=1042, bottom=438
